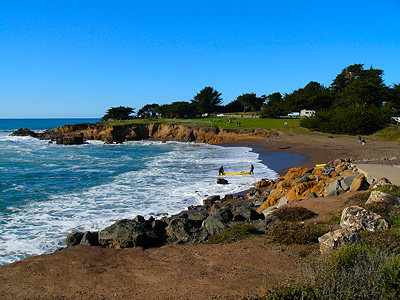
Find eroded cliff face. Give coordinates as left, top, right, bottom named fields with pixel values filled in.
left=38, top=122, right=272, bottom=144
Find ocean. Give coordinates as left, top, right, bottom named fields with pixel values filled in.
left=0, top=119, right=306, bottom=265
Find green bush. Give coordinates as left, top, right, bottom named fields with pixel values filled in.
left=207, top=222, right=258, bottom=244
left=268, top=222, right=329, bottom=245
left=272, top=206, right=317, bottom=222
left=375, top=184, right=400, bottom=197
left=301, top=105, right=390, bottom=135
left=361, top=230, right=400, bottom=254
left=264, top=284, right=318, bottom=300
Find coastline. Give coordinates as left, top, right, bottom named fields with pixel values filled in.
left=1, top=127, right=400, bottom=299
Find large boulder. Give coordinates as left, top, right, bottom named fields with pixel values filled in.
left=203, top=195, right=220, bottom=207
left=216, top=178, right=228, bottom=184
left=232, top=205, right=264, bottom=221
left=203, top=208, right=233, bottom=235
left=283, top=167, right=314, bottom=180
left=326, top=178, right=345, bottom=196
left=318, top=227, right=361, bottom=255
left=366, top=191, right=400, bottom=206
left=165, top=213, right=208, bottom=244
left=252, top=215, right=277, bottom=233
left=80, top=231, right=100, bottom=246
left=98, top=218, right=166, bottom=248
left=340, top=174, right=358, bottom=191
left=350, top=173, right=368, bottom=191
left=370, top=177, right=392, bottom=189
left=10, top=128, right=38, bottom=138
left=340, top=206, right=388, bottom=232
left=66, top=232, right=84, bottom=247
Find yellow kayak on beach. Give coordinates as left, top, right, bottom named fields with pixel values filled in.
left=315, top=164, right=326, bottom=167
left=222, top=171, right=251, bottom=176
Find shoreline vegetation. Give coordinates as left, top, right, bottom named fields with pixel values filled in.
left=2, top=120, right=400, bottom=298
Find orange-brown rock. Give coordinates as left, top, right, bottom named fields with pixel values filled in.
left=256, top=179, right=296, bottom=212
left=283, top=167, right=314, bottom=180
left=254, top=178, right=273, bottom=189
left=312, top=168, right=323, bottom=176
left=286, top=181, right=317, bottom=201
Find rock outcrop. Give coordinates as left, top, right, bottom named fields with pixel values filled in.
left=366, top=190, right=400, bottom=205
left=340, top=206, right=388, bottom=232
left=318, top=228, right=361, bottom=255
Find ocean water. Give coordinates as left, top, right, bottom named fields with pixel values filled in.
left=0, top=119, right=286, bottom=265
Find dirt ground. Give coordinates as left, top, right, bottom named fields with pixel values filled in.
left=0, top=132, right=399, bottom=299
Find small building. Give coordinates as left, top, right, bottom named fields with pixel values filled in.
left=300, top=109, right=315, bottom=117
left=287, top=112, right=300, bottom=118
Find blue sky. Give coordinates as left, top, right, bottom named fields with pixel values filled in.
left=1, top=0, right=399, bottom=118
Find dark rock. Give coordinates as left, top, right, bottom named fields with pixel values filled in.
left=10, top=128, right=38, bottom=138
left=152, top=219, right=167, bottom=234
left=203, top=195, right=220, bottom=206
left=134, top=215, right=145, bottom=223
left=56, top=135, right=84, bottom=145
left=80, top=231, right=100, bottom=246
left=252, top=215, right=277, bottom=233
left=203, top=208, right=233, bottom=235
left=66, top=232, right=84, bottom=247
left=233, top=205, right=264, bottom=221
left=98, top=219, right=166, bottom=248
left=165, top=213, right=208, bottom=244
left=209, top=203, right=221, bottom=213
left=216, top=178, right=228, bottom=184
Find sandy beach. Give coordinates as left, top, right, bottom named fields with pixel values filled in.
left=0, top=132, right=399, bottom=299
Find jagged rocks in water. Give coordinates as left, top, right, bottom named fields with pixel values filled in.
left=66, top=232, right=84, bottom=247
left=318, top=228, right=361, bottom=254
left=98, top=218, right=166, bottom=248
left=56, top=135, right=84, bottom=145
left=216, top=178, right=228, bottom=184
left=10, top=128, right=38, bottom=138
left=340, top=206, right=388, bottom=232
left=203, top=208, right=233, bottom=235
left=165, top=213, right=208, bottom=244
left=80, top=231, right=100, bottom=246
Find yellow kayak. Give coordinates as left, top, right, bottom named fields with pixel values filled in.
left=222, top=171, right=251, bottom=175
left=315, top=164, right=326, bottom=167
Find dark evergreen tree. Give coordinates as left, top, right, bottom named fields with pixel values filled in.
left=236, top=93, right=265, bottom=112
left=102, top=106, right=135, bottom=121
left=192, top=87, right=222, bottom=113
left=137, top=104, right=159, bottom=119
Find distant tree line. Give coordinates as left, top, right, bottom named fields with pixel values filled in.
left=102, top=64, right=400, bottom=135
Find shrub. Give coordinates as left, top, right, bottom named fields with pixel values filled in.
left=264, top=284, right=318, bottom=300
left=345, top=191, right=371, bottom=206
left=361, top=227, right=400, bottom=254
left=272, top=206, right=317, bottom=222
left=207, top=222, right=258, bottom=244
left=268, top=222, right=330, bottom=245
left=375, top=184, right=400, bottom=197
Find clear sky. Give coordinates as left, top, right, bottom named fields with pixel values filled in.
left=1, top=0, right=399, bottom=118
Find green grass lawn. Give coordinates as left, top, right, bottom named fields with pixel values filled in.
left=103, top=117, right=301, bottom=131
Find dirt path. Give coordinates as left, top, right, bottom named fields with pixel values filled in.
left=355, top=163, right=400, bottom=185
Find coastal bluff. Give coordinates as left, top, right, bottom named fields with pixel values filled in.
left=11, top=122, right=273, bottom=144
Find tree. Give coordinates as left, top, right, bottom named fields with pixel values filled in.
left=284, top=81, right=333, bottom=111
left=223, top=100, right=243, bottom=113
left=137, top=104, right=159, bottom=119
left=336, top=67, right=388, bottom=108
left=260, top=92, right=285, bottom=118
left=102, top=106, right=135, bottom=121
left=192, top=87, right=222, bottom=114
left=236, top=93, right=265, bottom=112
left=157, top=101, right=196, bottom=118
left=330, top=64, right=364, bottom=95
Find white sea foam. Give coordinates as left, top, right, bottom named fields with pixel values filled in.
left=0, top=141, right=278, bottom=264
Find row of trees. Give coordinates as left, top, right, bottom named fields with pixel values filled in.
left=102, top=64, right=400, bottom=134
left=102, top=87, right=266, bottom=120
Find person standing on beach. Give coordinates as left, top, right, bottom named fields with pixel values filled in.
left=250, top=163, right=254, bottom=174
left=362, top=139, right=366, bottom=146
left=358, top=136, right=362, bottom=143
left=219, top=166, right=224, bottom=175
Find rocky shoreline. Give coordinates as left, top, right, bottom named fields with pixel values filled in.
left=10, top=122, right=273, bottom=145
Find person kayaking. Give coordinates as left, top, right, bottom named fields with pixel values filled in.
left=219, top=166, right=224, bottom=175
left=250, top=163, right=254, bottom=174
